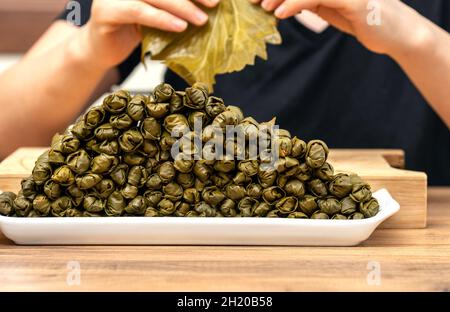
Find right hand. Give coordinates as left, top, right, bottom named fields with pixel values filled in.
left=76, top=0, right=219, bottom=71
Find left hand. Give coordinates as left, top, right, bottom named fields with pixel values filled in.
left=249, top=0, right=432, bottom=57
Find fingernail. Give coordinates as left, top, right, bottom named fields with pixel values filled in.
left=209, top=0, right=219, bottom=5
left=172, top=19, right=188, bottom=31
left=261, top=0, right=271, bottom=10
left=195, top=11, right=209, bottom=24
left=274, top=5, right=286, bottom=18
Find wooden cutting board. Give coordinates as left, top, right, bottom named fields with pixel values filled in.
left=0, top=148, right=427, bottom=229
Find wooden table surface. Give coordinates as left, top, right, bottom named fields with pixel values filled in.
left=0, top=187, right=449, bottom=291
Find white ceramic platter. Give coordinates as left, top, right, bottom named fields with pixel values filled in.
left=0, top=189, right=399, bottom=246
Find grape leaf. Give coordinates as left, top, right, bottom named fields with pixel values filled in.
left=141, top=0, right=281, bottom=91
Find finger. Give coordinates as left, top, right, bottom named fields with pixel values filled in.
left=274, top=0, right=348, bottom=19
left=261, top=0, right=284, bottom=12
left=194, top=0, right=220, bottom=8
left=110, top=1, right=188, bottom=32
left=275, top=0, right=316, bottom=19
left=145, top=0, right=209, bottom=26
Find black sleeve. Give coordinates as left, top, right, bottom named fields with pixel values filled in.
left=443, top=0, right=450, bottom=31
left=57, top=0, right=140, bottom=84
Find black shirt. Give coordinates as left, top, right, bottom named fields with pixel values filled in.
left=59, top=0, right=450, bottom=185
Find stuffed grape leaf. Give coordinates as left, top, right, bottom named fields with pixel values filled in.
left=141, top=0, right=282, bottom=91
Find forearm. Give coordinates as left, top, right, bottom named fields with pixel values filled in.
left=388, top=9, right=450, bottom=128
left=0, top=0, right=222, bottom=160
left=0, top=22, right=111, bottom=159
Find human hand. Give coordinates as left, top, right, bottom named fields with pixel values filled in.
left=249, top=0, right=432, bottom=57
left=76, top=0, right=219, bottom=71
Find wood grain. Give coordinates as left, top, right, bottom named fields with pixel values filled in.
left=0, top=148, right=427, bottom=229
left=0, top=188, right=448, bottom=291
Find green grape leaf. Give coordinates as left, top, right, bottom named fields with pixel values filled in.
left=141, top=0, right=282, bottom=91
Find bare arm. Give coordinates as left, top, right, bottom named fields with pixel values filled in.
left=253, top=0, right=450, bottom=128
left=0, top=0, right=219, bottom=159
left=389, top=11, right=450, bottom=126
left=0, top=22, right=117, bottom=159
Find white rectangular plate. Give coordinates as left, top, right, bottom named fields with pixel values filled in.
left=0, top=189, right=399, bottom=246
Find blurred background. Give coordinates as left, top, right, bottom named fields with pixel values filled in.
left=0, top=0, right=165, bottom=94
